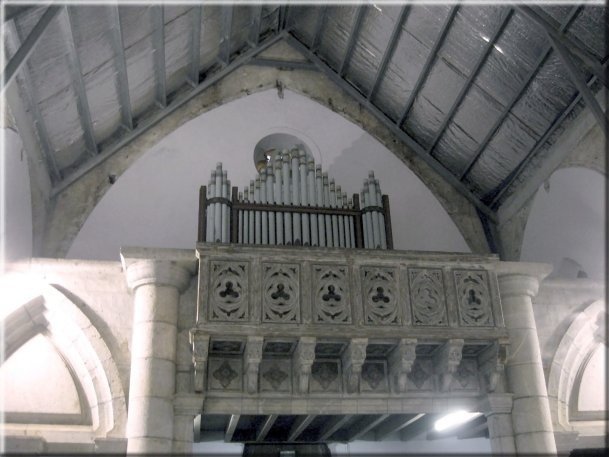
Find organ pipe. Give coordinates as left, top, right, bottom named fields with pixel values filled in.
left=201, top=160, right=389, bottom=250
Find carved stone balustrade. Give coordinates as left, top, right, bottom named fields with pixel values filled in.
left=191, top=243, right=509, bottom=403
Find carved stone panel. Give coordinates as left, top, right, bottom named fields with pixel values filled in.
left=310, top=360, right=341, bottom=393
left=361, top=267, right=400, bottom=325
left=262, top=263, right=300, bottom=323
left=406, top=359, right=434, bottom=391
left=312, top=265, right=351, bottom=324
left=208, top=358, right=242, bottom=392
left=451, top=359, right=480, bottom=391
left=453, top=270, right=494, bottom=326
left=260, top=359, right=292, bottom=393
left=209, top=261, right=249, bottom=322
left=408, top=268, right=447, bottom=326
left=361, top=360, right=389, bottom=392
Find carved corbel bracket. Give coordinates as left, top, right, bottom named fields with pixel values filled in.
left=293, top=337, right=316, bottom=394
left=388, top=338, right=417, bottom=393
left=342, top=338, right=368, bottom=393
left=244, top=336, right=264, bottom=394
left=477, top=339, right=509, bottom=393
left=434, top=339, right=464, bottom=392
left=189, top=331, right=210, bottom=393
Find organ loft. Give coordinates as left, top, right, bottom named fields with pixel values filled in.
left=1, top=2, right=606, bottom=454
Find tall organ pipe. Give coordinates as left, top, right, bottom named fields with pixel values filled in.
left=336, top=186, right=345, bottom=247
left=307, top=159, right=317, bottom=246
left=274, top=157, right=284, bottom=245
left=267, top=165, right=276, bottom=245
left=291, top=149, right=301, bottom=245
left=376, top=179, right=387, bottom=249
left=254, top=177, right=261, bottom=244
left=222, top=174, right=229, bottom=243
left=363, top=184, right=373, bottom=249
left=316, top=166, right=326, bottom=246
left=249, top=181, right=255, bottom=244
left=282, top=152, right=292, bottom=244
left=299, top=150, right=310, bottom=246
left=330, top=180, right=339, bottom=247
left=323, top=173, right=332, bottom=247
left=368, top=172, right=381, bottom=249
left=207, top=173, right=215, bottom=243
left=243, top=187, right=249, bottom=244
left=260, top=168, right=268, bottom=245
left=214, top=163, right=222, bottom=242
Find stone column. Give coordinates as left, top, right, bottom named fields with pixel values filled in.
left=496, top=262, right=556, bottom=454
left=481, top=393, right=516, bottom=454
left=122, top=248, right=197, bottom=454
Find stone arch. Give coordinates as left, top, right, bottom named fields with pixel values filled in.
left=1, top=276, right=127, bottom=444
left=547, top=300, right=606, bottom=431
left=42, top=40, right=488, bottom=258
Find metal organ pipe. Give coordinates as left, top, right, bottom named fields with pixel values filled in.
left=323, top=173, right=332, bottom=247
left=214, top=163, right=222, bottom=242
left=222, top=174, right=230, bottom=243
left=260, top=168, right=268, bottom=245
left=299, top=150, right=309, bottom=246
left=291, top=149, right=301, bottom=245
left=254, top=177, right=261, bottom=244
left=249, top=180, right=255, bottom=244
left=242, top=187, right=249, bottom=244
left=368, top=172, right=381, bottom=249
left=274, top=157, right=284, bottom=245
left=376, top=179, right=387, bottom=249
left=282, top=152, right=292, bottom=245
left=267, top=165, right=276, bottom=245
left=336, top=185, right=345, bottom=248
left=307, top=159, right=318, bottom=246
left=207, top=172, right=215, bottom=243
left=315, top=166, right=326, bottom=247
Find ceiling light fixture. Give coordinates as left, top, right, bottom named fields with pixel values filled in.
left=434, top=410, right=482, bottom=432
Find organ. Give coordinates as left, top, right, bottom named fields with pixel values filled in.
left=197, top=147, right=393, bottom=249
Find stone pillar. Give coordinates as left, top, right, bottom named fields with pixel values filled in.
left=481, top=393, right=516, bottom=454
left=122, top=248, right=196, bottom=454
left=496, top=262, right=556, bottom=454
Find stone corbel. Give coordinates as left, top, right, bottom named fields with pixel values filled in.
left=477, top=339, right=509, bottom=393
left=189, top=331, right=210, bottom=393
left=293, top=337, right=316, bottom=394
left=388, top=338, right=417, bottom=393
left=342, top=338, right=368, bottom=393
left=434, top=339, right=464, bottom=392
left=244, top=336, right=264, bottom=394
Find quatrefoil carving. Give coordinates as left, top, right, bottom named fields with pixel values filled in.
left=322, top=285, right=342, bottom=302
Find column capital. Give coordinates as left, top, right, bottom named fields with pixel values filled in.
left=494, top=262, right=552, bottom=298
left=121, top=247, right=197, bottom=292
left=479, top=393, right=513, bottom=415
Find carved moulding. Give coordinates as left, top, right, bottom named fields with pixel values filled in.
left=293, top=337, right=316, bottom=394
left=408, top=268, right=448, bottom=326
left=433, top=339, right=464, bottom=392
left=342, top=338, right=368, bottom=393
left=453, top=269, right=494, bottom=326
left=262, top=263, right=300, bottom=323
left=310, top=360, right=341, bottom=393
left=312, top=264, right=351, bottom=324
left=361, top=360, right=389, bottom=392
left=244, top=336, right=264, bottom=394
left=361, top=266, right=400, bottom=325
left=477, top=339, right=508, bottom=392
left=388, top=338, right=417, bottom=393
left=208, top=358, right=241, bottom=391
left=189, top=331, right=210, bottom=393
left=208, top=261, right=249, bottom=322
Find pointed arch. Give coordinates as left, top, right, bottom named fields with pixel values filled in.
left=1, top=275, right=127, bottom=444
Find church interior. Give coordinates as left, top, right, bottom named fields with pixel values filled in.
left=1, top=2, right=607, bottom=455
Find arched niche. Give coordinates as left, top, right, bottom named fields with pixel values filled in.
left=0, top=274, right=127, bottom=451
left=547, top=300, right=607, bottom=434
left=67, top=89, right=470, bottom=260
left=521, top=167, right=605, bottom=280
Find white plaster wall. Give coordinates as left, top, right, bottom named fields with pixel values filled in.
left=521, top=167, right=606, bottom=280
left=67, top=89, right=469, bottom=260
left=1, top=129, right=33, bottom=264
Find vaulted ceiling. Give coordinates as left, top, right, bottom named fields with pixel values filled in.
left=2, top=2, right=607, bottom=254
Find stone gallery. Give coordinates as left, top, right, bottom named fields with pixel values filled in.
left=1, top=2, right=606, bottom=455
